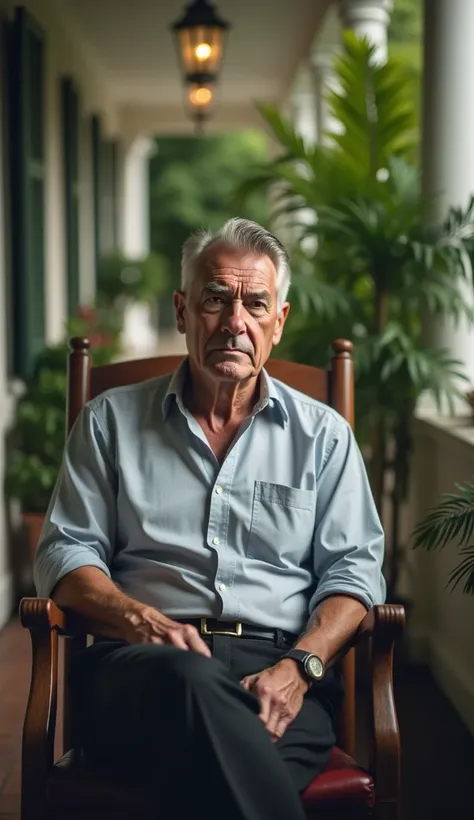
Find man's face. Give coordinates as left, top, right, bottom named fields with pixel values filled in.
left=174, top=242, right=290, bottom=382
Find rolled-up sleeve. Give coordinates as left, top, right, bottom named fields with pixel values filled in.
left=309, top=417, right=386, bottom=613
left=34, top=404, right=117, bottom=599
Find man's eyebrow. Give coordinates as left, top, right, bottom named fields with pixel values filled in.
left=201, top=282, right=271, bottom=303
left=245, top=291, right=271, bottom=303
left=201, top=282, right=231, bottom=295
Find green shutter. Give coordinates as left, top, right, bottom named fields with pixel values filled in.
left=91, top=114, right=101, bottom=285
left=11, top=7, right=45, bottom=379
left=99, top=139, right=117, bottom=255
left=110, top=139, right=119, bottom=250
left=61, top=77, right=80, bottom=316
left=91, top=120, right=120, bottom=279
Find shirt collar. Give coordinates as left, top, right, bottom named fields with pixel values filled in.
left=162, top=357, right=288, bottom=426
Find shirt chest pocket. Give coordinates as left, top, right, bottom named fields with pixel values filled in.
left=247, top=481, right=316, bottom=567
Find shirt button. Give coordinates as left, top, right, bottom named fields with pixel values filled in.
left=215, top=485, right=223, bottom=494
left=219, top=583, right=226, bottom=592
left=212, top=537, right=220, bottom=546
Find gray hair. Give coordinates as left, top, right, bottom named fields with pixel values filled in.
left=181, top=217, right=291, bottom=311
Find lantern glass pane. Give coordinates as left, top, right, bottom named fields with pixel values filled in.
left=177, top=25, right=224, bottom=79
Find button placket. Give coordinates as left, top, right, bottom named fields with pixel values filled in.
left=206, top=449, right=239, bottom=611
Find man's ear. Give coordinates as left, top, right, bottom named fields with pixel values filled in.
left=174, top=290, right=186, bottom=335
left=272, top=302, right=290, bottom=346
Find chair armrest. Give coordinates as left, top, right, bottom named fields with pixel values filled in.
left=354, top=603, right=405, bottom=644
left=20, top=598, right=65, bottom=817
left=358, top=604, right=405, bottom=815
left=20, top=596, right=70, bottom=634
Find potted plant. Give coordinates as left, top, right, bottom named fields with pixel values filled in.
left=97, top=252, right=168, bottom=306
left=235, top=33, right=474, bottom=599
left=4, top=368, right=66, bottom=563
left=96, top=252, right=169, bottom=353
left=5, top=306, right=119, bottom=562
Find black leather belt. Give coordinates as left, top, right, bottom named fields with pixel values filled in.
left=175, top=617, right=296, bottom=645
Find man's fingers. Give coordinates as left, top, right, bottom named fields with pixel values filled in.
left=165, top=624, right=211, bottom=657
left=241, top=674, right=257, bottom=690
left=269, top=715, right=291, bottom=742
left=257, top=687, right=272, bottom=726
left=265, top=697, right=288, bottom=738
left=182, top=624, right=212, bottom=657
left=167, top=628, right=190, bottom=651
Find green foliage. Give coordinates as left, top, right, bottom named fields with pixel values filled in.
left=149, top=130, right=270, bottom=325
left=5, top=306, right=119, bottom=513
left=239, top=36, right=473, bottom=435
left=413, top=481, right=474, bottom=595
left=97, top=253, right=169, bottom=305
left=4, top=369, right=66, bottom=513
left=388, top=0, right=423, bottom=149
left=328, top=33, right=418, bottom=172
left=389, top=0, right=423, bottom=45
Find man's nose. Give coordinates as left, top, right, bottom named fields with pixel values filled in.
left=221, top=301, right=246, bottom=335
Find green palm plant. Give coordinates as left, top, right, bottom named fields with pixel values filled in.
left=235, top=33, right=474, bottom=597
left=412, top=482, right=474, bottom=595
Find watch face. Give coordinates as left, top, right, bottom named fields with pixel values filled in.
left=305, top=655, right=324, bottom=680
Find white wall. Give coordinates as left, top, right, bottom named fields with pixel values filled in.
left=409, top=416, right=474, bottom=734
left=0, top=0, right=122, bottom=628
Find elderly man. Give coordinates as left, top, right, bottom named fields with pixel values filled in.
left=35, top=218, right=385, bottom=820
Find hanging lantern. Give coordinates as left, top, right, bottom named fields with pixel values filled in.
left=171, top=0, right=230, bottom=87
left=187, top=82, right=214, bottom=133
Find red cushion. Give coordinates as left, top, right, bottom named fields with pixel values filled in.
left=302, top=746, right=374, bottom=810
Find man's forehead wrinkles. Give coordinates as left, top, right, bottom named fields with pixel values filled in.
left=209, top=266, right=267, bottom=275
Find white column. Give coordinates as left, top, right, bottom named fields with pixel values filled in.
left=121, top=136, right=159, bottom=358
left=338, top=0, right=394, bottom=64
left=422, top=0, right=474, bottom=390
left=122, top=136, right=155, bottom=259
left=290, top=64, right=318, bottom=147
left=311, top=53, right=343, bottom=144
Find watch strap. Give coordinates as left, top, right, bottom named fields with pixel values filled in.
left=282, top=648, right=325, bottom=681
left=283, top=648, right=311, bottom=664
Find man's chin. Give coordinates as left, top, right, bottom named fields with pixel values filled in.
left=206, top=358, right=252, bottom=380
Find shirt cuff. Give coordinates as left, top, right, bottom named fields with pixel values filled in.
left=309, top=583, right=377, bottom=613
left=34, top=549, right=111, bottom=599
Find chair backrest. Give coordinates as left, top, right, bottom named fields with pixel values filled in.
left=66, top=336, right=356, bottom=756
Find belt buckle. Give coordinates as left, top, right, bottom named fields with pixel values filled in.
left=200, top=617, right=243, bottom=637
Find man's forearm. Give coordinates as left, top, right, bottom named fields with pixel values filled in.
left=294, top=594, right=367, bottom=666
left=52, top=566, right=143, bottom=639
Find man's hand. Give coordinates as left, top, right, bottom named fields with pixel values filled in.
left=122, top=604, right=211, bottom=657
left=241, top=659, right=309, bottom=742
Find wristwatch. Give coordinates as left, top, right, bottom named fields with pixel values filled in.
left=282, top=649, right=325, bottom=682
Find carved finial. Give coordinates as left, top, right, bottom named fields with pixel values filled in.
left=332, top=339, right=353, bottom=357
left=70, top=337, right=90, bottom=352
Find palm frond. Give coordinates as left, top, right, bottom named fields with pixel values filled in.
left=326, top=33, right=417, bottom=178
left=256, top=104, right=308, bottom=160
left=413, top=481, right=474, bottom=551
left=290, top=274, right=353, bottom=320
left=447, top=546, right=474, bottom=595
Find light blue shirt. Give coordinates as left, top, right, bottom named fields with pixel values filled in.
left=34, top=359, right=386, bottom=634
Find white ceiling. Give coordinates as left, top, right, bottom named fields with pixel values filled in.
left=62, top=0, right=333, bottom=114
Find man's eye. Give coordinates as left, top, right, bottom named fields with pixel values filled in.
left=248, top=301, right=266, bottom=310
left=205, top=296, right=224, bottom=305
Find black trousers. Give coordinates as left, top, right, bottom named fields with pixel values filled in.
left=71, top=633, right=343, bottom=820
